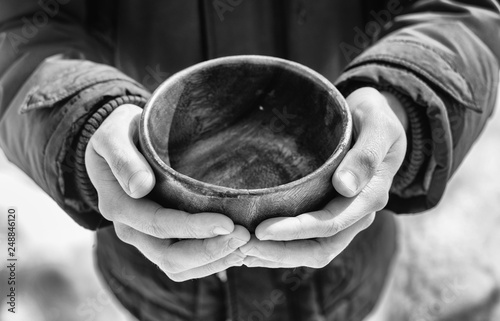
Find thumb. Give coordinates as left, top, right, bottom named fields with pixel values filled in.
left=332, top=88, right=395, bottom=197
left=87, top=104, right=155, bottom=198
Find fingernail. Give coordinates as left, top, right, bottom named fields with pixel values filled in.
left=339, top=170, right=358, bottom=193
left=213, top=227, right=231, bottom=235
left=229, top=237, right=248, bottom=249
left=129, top=171, right=152, bottom=195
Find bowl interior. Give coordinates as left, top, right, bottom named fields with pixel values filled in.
left=146, top=60, right=345, bottom=190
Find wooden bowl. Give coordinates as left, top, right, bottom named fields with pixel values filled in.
left=139, top=55, right=352, bottom=232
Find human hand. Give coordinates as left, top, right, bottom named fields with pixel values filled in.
left=85, top=104, right=250, bottom=281
left=240, top=87, right=407, bottom=268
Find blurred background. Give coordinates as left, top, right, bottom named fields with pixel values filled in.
left=0, top=80, right=499, bottom=321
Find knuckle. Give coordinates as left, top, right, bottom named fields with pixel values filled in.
left=318, top=209, right=339, bottom=236
left=166, top=273, right=184, bottom=283
left=99, top=191, right=130, bottom=221
left=158, top=256, right=180, bottom=274
left=324, top=218, right=344, bottom=237
left=222, top=254, right=236, bottom=267
left=309, top=251, right=330, bottom=269
left=357, top=147, right=380, bottom=176
left=372, top=191, right=389, bottom=211
left=313, top=259, right=330, bottom=269
left=143, top=222, right=165, bottom=238
left=274, top=244, right=288, bottom=264
left=144, top=207, right=167, bottom=237
left=109, top=148, right=129, bottom=176
left=90, top=123, right=115, bottom=152
left=363, top=213, right=376, bottom=229
left=310, top=242, right=337, bottom=269
left=181, top=214, right=201, bottom=238
left=89, top=129, right=105, bottom=150
left=204, top=261, right=219, bottom=275
left=323, top=223, right=338, bottom=237
left=385, top=112, right=404, bottom=134
left=387, top=119, right=401, bottom=135
left=201, top=239, right=220, bottom=262
left=90, top=125, right=136, bottom=182
left=143, top=221, right=162, bottom=238
left=98, top=200, right=115, bottom=220
left=291, top=217, right=305, bottom=239
left=352, top=97, right=373, bottom=116
left=114, top=224, right=134, bottom=243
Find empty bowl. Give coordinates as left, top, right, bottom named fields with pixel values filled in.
left=139, top=55, right=352, bottom=232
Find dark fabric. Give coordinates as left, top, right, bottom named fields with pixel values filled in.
left=96, top=211, right=397, bottom=321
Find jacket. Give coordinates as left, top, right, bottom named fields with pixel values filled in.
left=1, top=0, right=499, bottom=320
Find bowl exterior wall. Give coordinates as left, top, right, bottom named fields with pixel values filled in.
left=140, top=141, right=349, bottom=232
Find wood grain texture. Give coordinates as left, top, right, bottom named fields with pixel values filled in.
left=140, top=56, right=351, bottom=231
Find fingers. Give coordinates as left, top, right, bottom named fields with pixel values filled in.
left=88, top=150, right=234, bottom=238
left=86, top=104, right=236, bottom=239
left=87, top=104, right=155, bottom=199
left=255, top=180, right=386, bottom=241
left=380, top=91, right=409, bottom=130
left=333, top=87, right=405, bottom=198
left=86, top=104, right=251, bottom=281
left=100, top=186, right=235, bottom=238
left=170, top=250, right=245, bottom=282
left=114, top=224, right=249, bottom=281
left=242, top=213, right=375, bottom=268
left=256, top=88, right=407, bottom=241
left=163, top=225, right=249, bottom=271
left=243, top=256, right=295, bottom=269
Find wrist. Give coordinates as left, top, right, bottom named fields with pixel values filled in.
left=380, top=91, right=409, bottom=131
left=74, top=96, right=148, bottom=210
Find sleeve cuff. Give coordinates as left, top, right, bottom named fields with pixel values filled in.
left=369, top=84, right=430, bottom=197
left=73, top=95, right=148, bottom=225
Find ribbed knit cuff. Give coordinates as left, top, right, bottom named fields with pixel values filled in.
left=74, top=95, right=148, bottom=211
left=374, top=85, right=430, bottom=195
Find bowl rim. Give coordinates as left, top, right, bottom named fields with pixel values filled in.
left=140, top=55, right=352, bottom=196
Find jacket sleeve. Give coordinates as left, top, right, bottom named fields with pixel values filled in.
left=0, top=0, right=150, bottom=229
left=335, top=0, right=500, bottom=213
